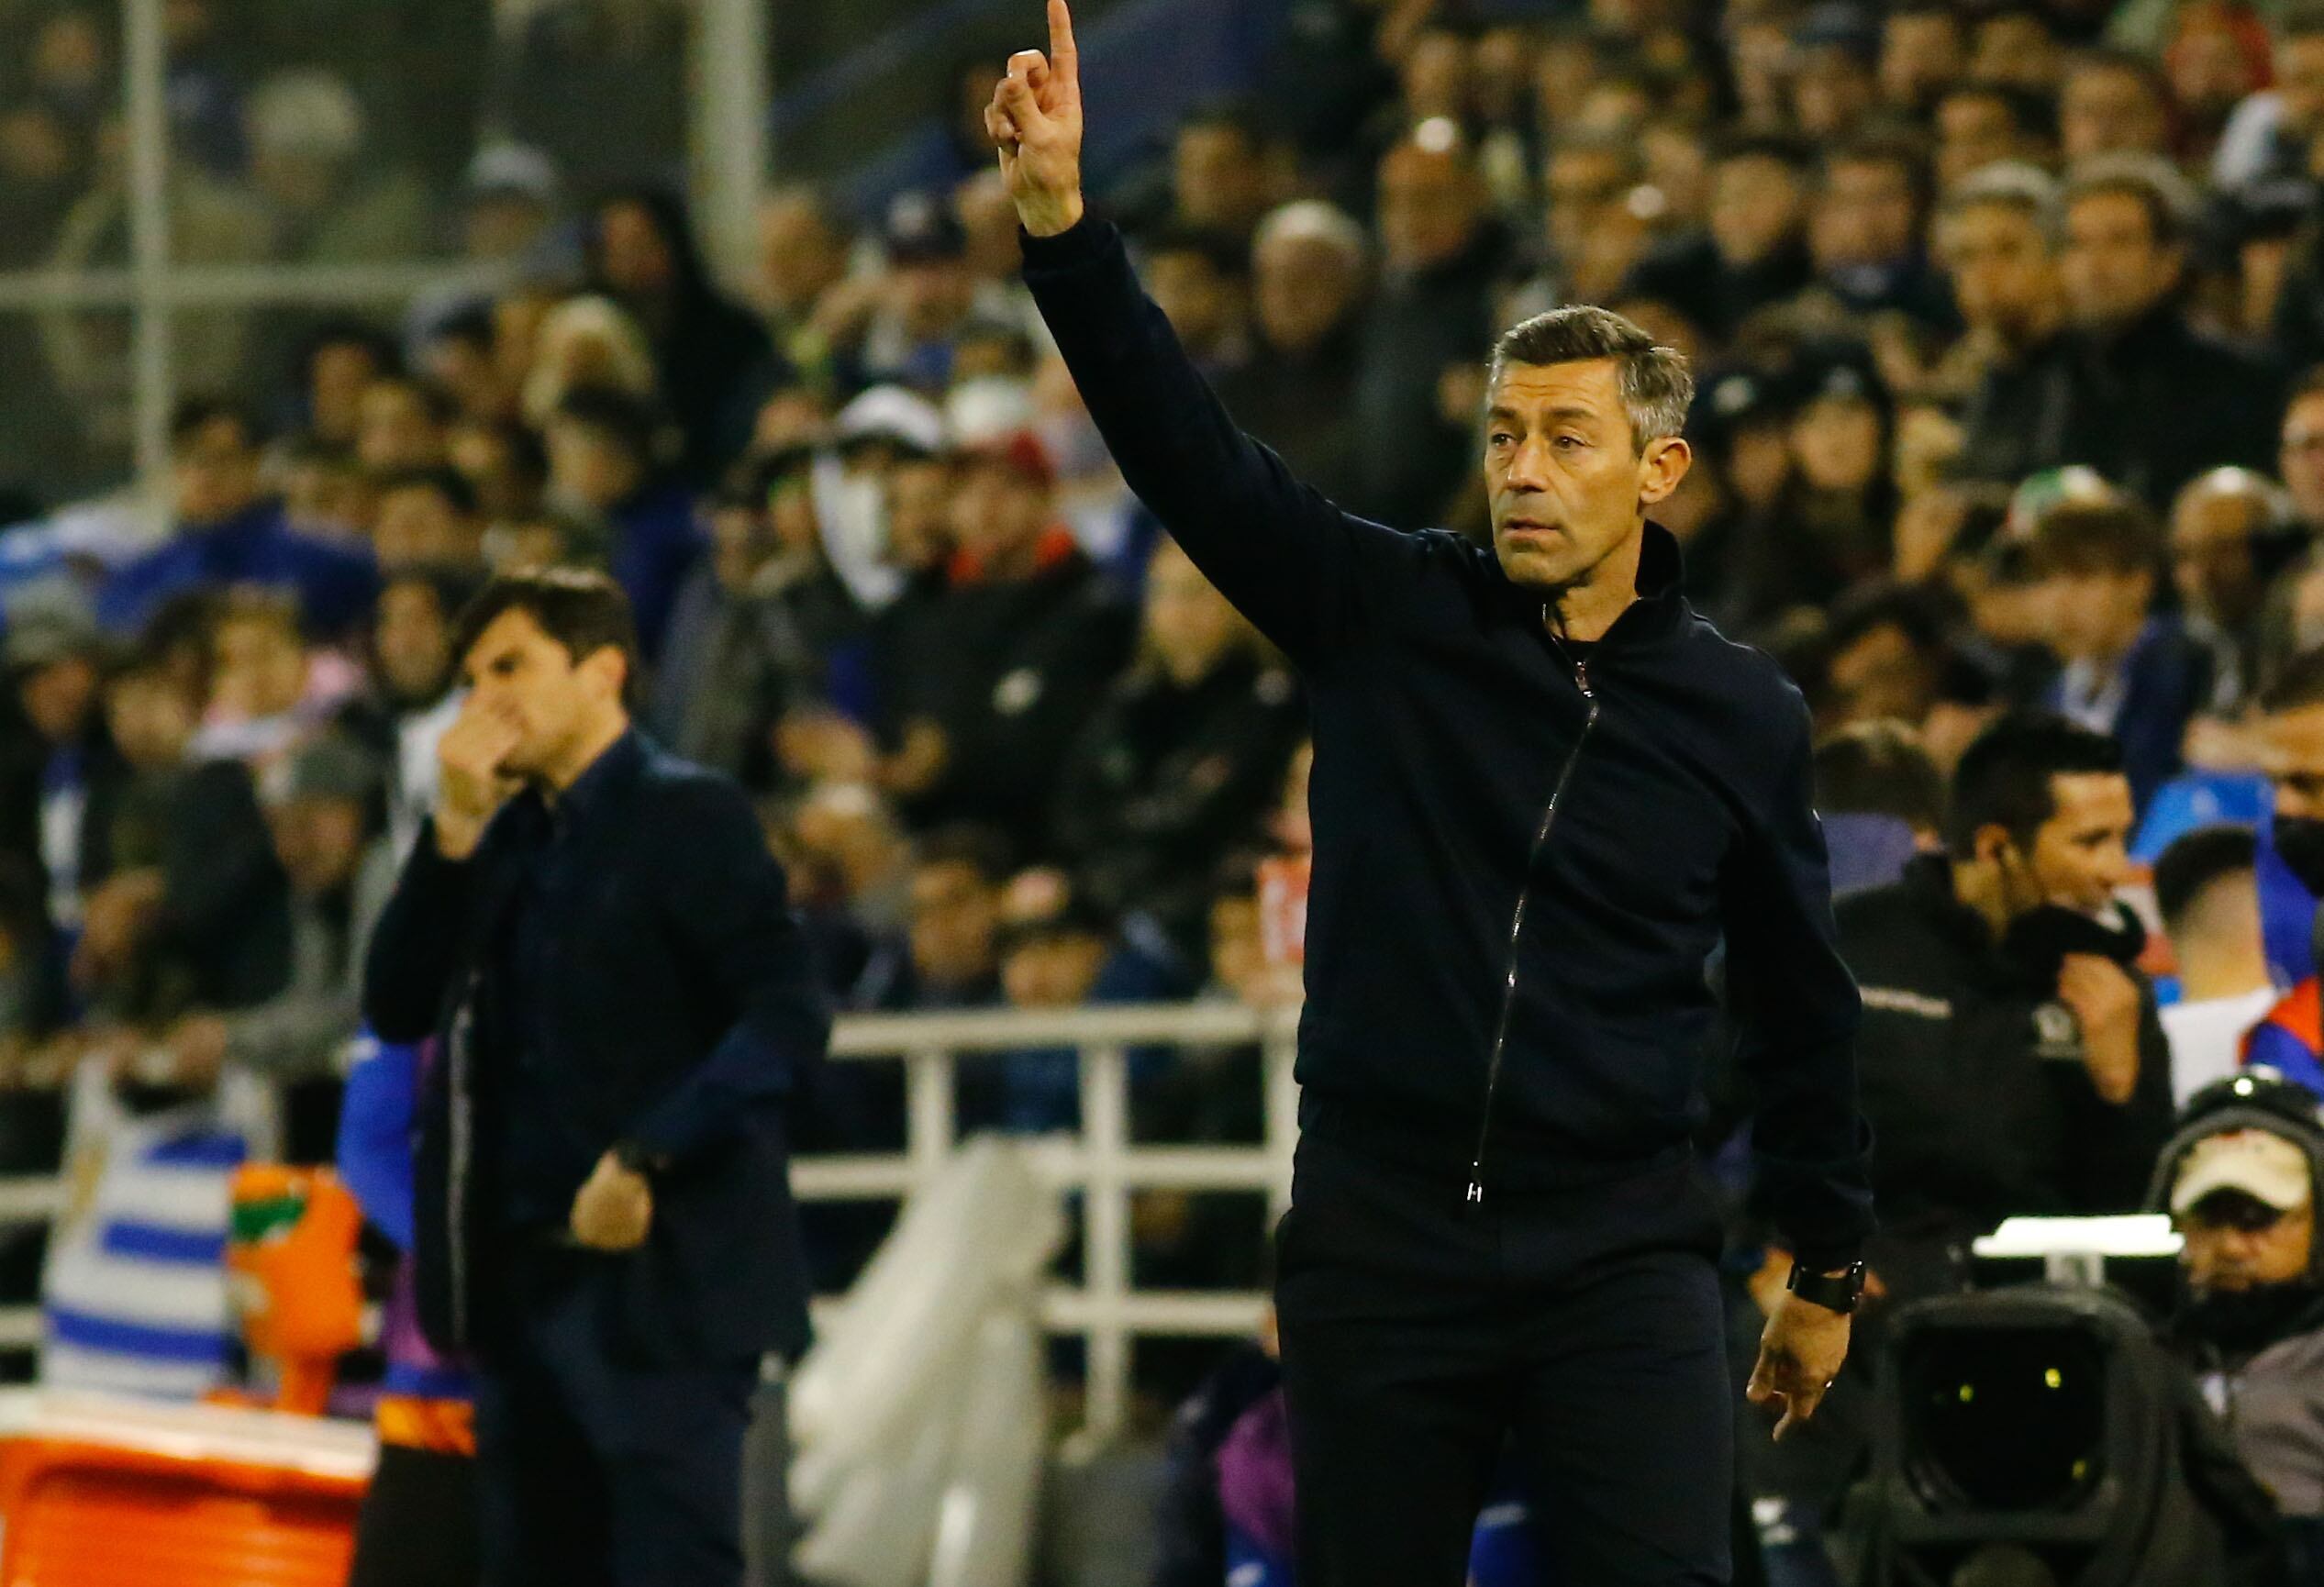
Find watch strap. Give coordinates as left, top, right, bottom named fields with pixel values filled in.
left=1785, top=1260, right=1866, bottom=1315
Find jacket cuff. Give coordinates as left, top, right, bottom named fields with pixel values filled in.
left=1019, top=214, right=1111, bottom=275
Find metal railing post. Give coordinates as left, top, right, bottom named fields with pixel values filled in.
left=905, top=1045, right=956, bottom=1193
left=123, top=0, right=173, bottom=492
left=1079, top=1043, right=1129, bottom=1447
left=1262, top=1012, right=1299, bottom=1219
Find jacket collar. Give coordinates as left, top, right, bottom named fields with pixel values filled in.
left=1495, top=519, right=1690, bottom=644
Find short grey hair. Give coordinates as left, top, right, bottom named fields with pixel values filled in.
left=1252, top=200, right=1367, bottom=268
left=1488, top=305, right=1694, bottom=449
left=1941, top=161, right=2063, bottom=245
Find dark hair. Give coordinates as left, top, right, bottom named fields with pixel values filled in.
left=552, top=387, right=665, bottom=468
left=1827, top=580, right=1952, bottom=658
left=1945, top=710, right=2124, bottom=853
left=1489, top=305, right=1694, bottom=449
left=169, top=394, right=262, bottom=449
left=2263, top=645, right=2324, bottom=714
left=2153, top=824, right=2259, bottom=928
left=1814, top=721, right=1946, bottom=832
left=2063, top=154, right=2192, bottom=249
left=373, top=464, right=478, bottom=517
left=1821, top=132, right=1932, bottom=209
left=294, top=319, right=401, bottom=390
left=1140, top=223, right=1248, bottom=281
left=2031, top=495, right=2163, bottom=579
left=2065, top=46, right=2170, bottom=100
left=1711, top=131, right=1813, bottom=173
left=1940, top=82, right=2058, bottom=142
left=451, top=568, right=638, bottom=685
left=914, top=824, right=1014, bottom=884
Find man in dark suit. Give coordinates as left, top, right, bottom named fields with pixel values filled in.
left=362, top=568, right=830, bottom=1587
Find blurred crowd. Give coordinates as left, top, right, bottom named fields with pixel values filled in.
left=11, top=0, right=2324, bottom=1547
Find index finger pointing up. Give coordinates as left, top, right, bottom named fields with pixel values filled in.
left=1048, top=0, right=1080, bottom=105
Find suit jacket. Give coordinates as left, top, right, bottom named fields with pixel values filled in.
left=361, top=732, right=830, bottom=1366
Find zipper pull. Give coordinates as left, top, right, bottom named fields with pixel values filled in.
left=1465, top=1168, right=1484, bottom=1206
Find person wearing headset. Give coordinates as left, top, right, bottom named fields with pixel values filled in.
left=2154, top=1068, right=2324, bottom=1584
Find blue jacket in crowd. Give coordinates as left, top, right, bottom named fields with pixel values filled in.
left=98, top=499, right=378, bottom=638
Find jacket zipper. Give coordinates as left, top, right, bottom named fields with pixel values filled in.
left=1468, top=652, right=1597, bottom=1205
left=447, top=974, right=479, bottom=1349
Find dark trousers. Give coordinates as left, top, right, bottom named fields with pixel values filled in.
left=349, top=1443, right=481, bottom=1587
left=1275, top=1130, right=1734, bottom=1587
left=473, top=1252, right=759, bottom=1587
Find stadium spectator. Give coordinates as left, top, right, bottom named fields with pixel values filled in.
left=371, top=467, right=484, bottom=576
left=584, top=190, right=773, bottom=484
left=1213, top=202, right=1370, bottom=507
left=1352, top=128, right=1505, bottom=528
left=339, top=568, right=467, bottom=859
left=755, top=185, right=854, bottom=392
left=2155, top=1071, right=2324, bottom=1580
left=194, top=586, right=355, bottom=773
left=242, top=70, right=430, bottom=264
left=849, top=190, right=981, bottom=396
left=2059, top=49, right=2176, bottom=164
left=874, top=430, right=1132, bottom=854
left=2172, top=470, right=2296, bottom=719
left=1140, top=227, right=1251, bottom=380
left=2154, top=826, right=2281, bottom=1102
left=517, top=294, right=660, bottom=431
left=885, top=825, right=1010, bottom=1014
left=295, top=322, right=402, bottom=451
left=100, top=397, right=378, bottom=639
left=1878, top=3, right=1966, bottom=117
left=2031, top=494, right=2213, bottom=808
left=539, top=387, right=699, bottom=660
left=1805, top=136, right=1950, bottom=326
left=1051, top=540, right=1303, bottom=958
left=651, top=450, right=866, bottom=793
left=1624, top=135, right=1814, bottom=346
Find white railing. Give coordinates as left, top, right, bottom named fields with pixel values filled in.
left=0, top=1000, right=1304, bottom=1445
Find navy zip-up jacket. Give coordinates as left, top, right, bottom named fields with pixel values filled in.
left=1023, top=218, right=1874, bottom=1266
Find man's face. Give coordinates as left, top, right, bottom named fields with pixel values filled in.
left=358, top=383, right=445, bottom=473
left=1175, top=125, right=1266, bottom=232
left=950, top=458, right=1048, bottom=561
left=2062, top=189, right=2176, bottom=331
left=1147, top=250, right=1240, bottom=358
left=2181, top=1193, right=2316, bottom=1293
left=1546, top=146, right=1631, bottom=262
left=1790, top=394, right=1883, bottom=492
left=1936, top=93, right=2021, bottom=188
left=894, top=258, right=974, bottom=342
left=373, top=486, right=475, bottom=572
left=17, top=656, right=96, bottom=746
left=309, top=342, right=381, bottom=441
left=2282, top=394, right=2324, bottom=526
left=1792, top=47, right=1874, bottom=140
left=885, top=457, right=955, bottom=571
left=597, top=202, right=674, bottom=295
left=374, top=581, right=453, bottom=705
left=757, top=195, right=846, bottom=316
left=2060, top=63, right=2169, bottom=163
left=457, top=608, right=621, bottom=782
left=2280, top=35, right=2324, bottom=139
left=545, top=420, right=642, bottom=513
left=172, top=416, right=262, bottom=525
left=1972, top=14, right=2060, bottom=90
left=1377, top=145, right=1482, bottom=273
left=214, top=616, right=309, bottom=718
left=271, top=795, right=366, bottom=896
left=2169, top=491, right=2263, bottom=624
left=1708, top=154, right=1803, bottom=266
left=1880, top=11, right=1963, bottom=110
left=2041, top=566, right=2153, bottom=663
left=1142, top=543, right=1239, bottom=675
left=1829, top=620, right=1940, bottom=727
left=2264, top=703, right=2324, bottom=821
left=1811, top=158, right=1918, bottom=270
left=1253, top=235, right=1362, bottom=355
left=105, top=673, right=192, bottom=771
left=2018, top=771, right=2138, bottom=914
left=1484, top=359, right=1688, bottom=594
left=909, top=860, right=999, bottom=988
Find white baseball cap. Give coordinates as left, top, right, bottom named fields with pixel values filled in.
left=2170, top=1128, right=2314, bottom=1216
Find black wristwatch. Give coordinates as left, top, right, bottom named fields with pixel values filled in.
left=1786, top=1260, right=1867, bottom=1315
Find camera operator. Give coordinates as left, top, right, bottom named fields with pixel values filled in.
left=2155, top=1069, right=2324, bottom=1583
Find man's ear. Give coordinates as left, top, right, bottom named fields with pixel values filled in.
left=583, top=646, right=629, bottom=705
left=1640, top=435, right=1692, bottom=506
left=1971, top=822, right=2014, bottom=868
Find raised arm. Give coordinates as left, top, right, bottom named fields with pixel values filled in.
left=991, top=0, right=1407, bottom=663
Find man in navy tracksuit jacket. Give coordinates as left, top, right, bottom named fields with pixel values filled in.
left=991, top=9, right=1874, bottom=1585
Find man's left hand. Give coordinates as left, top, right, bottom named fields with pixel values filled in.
left=570, top=1151, right=653, bottom=1251
left=1748, top=1288, right=1853, bottom=1441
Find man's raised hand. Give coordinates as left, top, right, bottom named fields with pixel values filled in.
left=986, top=0, right=1085, bottom=237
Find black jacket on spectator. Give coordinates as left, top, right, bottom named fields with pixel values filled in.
left=1351, top=227, right=1506, bottom=529
left=362, top=733, right=830, bottom=1366
left=1024, top=216, right=1874, bottom=1265
left=1957, top=305, right=2283, bottom=507
left=1836, top=854, right=2176, bottom=1241
left=1214, top=321, right=1368, bottom=508
left=1051, top=649, right=1304, bottom=953
left=876, top=539, right=1135, bottom=859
